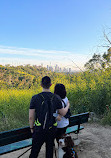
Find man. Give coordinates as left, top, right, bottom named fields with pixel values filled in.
left=29, top=76, right=69, bottom=158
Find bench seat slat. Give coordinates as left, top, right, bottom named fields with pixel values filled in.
left=66, top=125, right=84, bottom=134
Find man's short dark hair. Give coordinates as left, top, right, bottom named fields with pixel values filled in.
left=41, top=76, right=51, bottom=89
left=54, top=83, right=66, bottom=99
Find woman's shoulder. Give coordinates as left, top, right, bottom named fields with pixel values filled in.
left=63, top=96, right=69, bottom=102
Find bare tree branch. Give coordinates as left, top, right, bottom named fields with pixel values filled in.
left=103, top=30, right=111, bottom=45
left=97, top=45, right=110, bottom=48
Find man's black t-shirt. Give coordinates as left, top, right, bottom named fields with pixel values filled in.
left=30, top=92, right=62, bottom=122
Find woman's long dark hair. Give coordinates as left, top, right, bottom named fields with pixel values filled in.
left=54, top=83, right=66, bottom=99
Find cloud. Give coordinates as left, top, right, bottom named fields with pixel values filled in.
left=0, top=45, right=69, bottom=57
left=0, top=45, right=91, bottom=70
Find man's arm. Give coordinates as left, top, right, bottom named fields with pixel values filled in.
left=58, top=101, right=70, bottom=116
left=29, top=109, right=35, bottom=133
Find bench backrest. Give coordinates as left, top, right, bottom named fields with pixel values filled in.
left=69, top=112, right=89, bottom=127
left=0, top=126, right=31, bottom=147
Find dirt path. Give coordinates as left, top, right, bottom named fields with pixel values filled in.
left=76, top=123, right=111, bottom=158
left=1, top=123, right=111, bottom=158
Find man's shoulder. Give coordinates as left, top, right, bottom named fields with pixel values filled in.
left=31, top=93, right=41, bottom=100
left=54, top=94, right=61, bottom=100
left=53, top=94, right=62, bottom=105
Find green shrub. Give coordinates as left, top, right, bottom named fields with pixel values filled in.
left=101, top=111, right=111, bottom=126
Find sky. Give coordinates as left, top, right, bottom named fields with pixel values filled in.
left=0, top=0, right=111, bottom=71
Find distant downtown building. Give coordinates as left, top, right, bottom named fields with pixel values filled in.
left=46, top=64, right=72, bottom=73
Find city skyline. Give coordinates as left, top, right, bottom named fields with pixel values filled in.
left=47, top=64, right=73, bottom=73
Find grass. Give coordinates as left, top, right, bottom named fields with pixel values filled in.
left=0, top=83, right=111, bottom=132
left=0, top=89, right=40, bottom=131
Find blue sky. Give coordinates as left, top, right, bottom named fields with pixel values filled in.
left=0, top=0, right=111, bottom=70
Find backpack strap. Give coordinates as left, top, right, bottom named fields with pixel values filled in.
left=34, top=94, right=45, bottom=127
left=38, top=94, right=45, bottom=105
left=35, top=119, right=41, bottom=126
left=62, top=99, right=71, bottom=119
left=39, top=93, right=54, bottom=102
left=61, top=99, right=67, bottom=108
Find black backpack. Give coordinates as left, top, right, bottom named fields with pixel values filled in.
left=35, top=93, right=57, bottom=130
left=62, top=100, right=71, bottom=119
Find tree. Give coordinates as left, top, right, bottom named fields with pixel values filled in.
left=102, top=49, right=111, bottom=68
left=85, top=30, right=111, bottom=70
left=84, top=53, right=103, bottom=70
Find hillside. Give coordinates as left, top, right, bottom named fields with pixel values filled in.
left=0, top=64, right=55, bottom=89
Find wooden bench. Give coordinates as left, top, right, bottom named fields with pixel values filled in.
left=0, top=112, right=89, bottom=156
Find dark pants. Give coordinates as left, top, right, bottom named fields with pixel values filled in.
left=29, top=127, right=56, bottom=158
left=56, top=126, right=68, bottom=143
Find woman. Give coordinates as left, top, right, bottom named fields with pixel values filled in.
left=54, top=83, right=71, bottom=142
